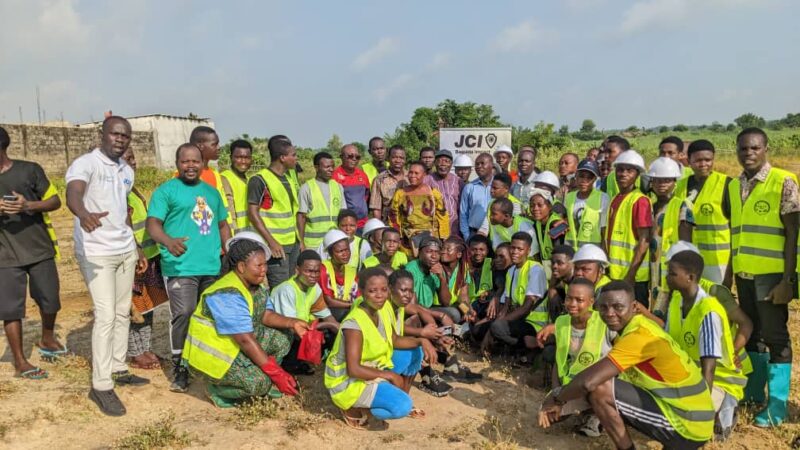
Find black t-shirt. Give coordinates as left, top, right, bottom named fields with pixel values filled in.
left=0, top=160, right=56, bottom=267
left=246, top=170, right=295, bottom=207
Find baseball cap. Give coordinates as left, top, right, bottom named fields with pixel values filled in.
left=576, top=159, right=600, bottom=177
left=435, top=149, right=453, bottom=160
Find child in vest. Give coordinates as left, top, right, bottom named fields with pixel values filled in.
left=319, top=230, right=360, bottom=322
left=324, top=268, right=437, bottom=429
left=317, top=209, right=371, bottom=271
left=470, top=241, right=513, bottom=351
left=266, top=250, right=340, bottom=375
left=478, top=172, right=523, bottom=234
left=363, top=227, right=408, bottom=270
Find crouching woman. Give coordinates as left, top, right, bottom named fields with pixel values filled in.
left=183, top=234, right=298, bottom=408
left=325, top=267, right=437, bottom=429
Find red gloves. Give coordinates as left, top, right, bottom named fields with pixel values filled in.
left=261, top=356, right=298, bottom=396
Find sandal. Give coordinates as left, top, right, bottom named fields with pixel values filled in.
left=129, top=356, right=161, bottom=370
left=409, top=407, right=426, bottom=419
left=15, top=367, right=48, bottom=380
left=342, top=410, right=368, bottom=430
left=37, top=345, right=70, bottom=362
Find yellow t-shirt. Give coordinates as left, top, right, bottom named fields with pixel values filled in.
left=607, top=321, right=690, bottom=383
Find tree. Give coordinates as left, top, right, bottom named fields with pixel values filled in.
left=625, top=125, right=639, bottom=133
left=326, top=134, right=343, bottom=154
left=658, top=125, right=669, bottom=133
left=558, top=125, right=570, bottom=136
left=709, top=121, right=724, bottom=132
left=734, top=113, right=766, bottom=129
left=672, top=124, right=689, bottom=132
left=726, top=123, right=737, bottom=132
left=580, top=119, right=596, bottom=133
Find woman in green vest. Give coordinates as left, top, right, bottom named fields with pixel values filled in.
left=183, top=234, right=298, bottom=408
left=529, top=188, right=568, bottom=270
left=321, top=229, right=359, bottom=322
left=324, top=268, right=437, bottom=429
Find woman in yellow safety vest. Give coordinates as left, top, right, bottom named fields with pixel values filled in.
left=529, top=188, right=568, bottom=265
left=324, top=268, right=436, bottom=429
left=183, top=235, right=298, bottom=408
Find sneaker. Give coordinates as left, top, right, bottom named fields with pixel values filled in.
left=170, top=365, right=190, bottom=393
left=577, top=414, right=603, bottom=438
left=113, top=371, right=150, bottom=386
left=418, top=371, right=454, bottom=398
left=444, top=365, right=483, bottom=384
left=89, top=388, right=126, bottom=416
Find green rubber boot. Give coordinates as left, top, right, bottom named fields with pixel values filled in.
left=743, top=352, right=769, bottom=405
left=754, top=363, right=791, bottom=427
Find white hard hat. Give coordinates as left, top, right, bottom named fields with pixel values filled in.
left=647, top=157, right=682, bottom=179
left=533, top=170, right=560, bottom=190
left=612, top=150, right=645, bottom=172
left=225, top=231, right=272, bottom=260
left=572, top=244, right=609, bottom=267
left=529, top=188, right=553, bottom=204
left=453, top=154, right=473, bottom=168
left=494, top=144, right=513, bottom=156
left=323, top=229, right=349, bottom=251
left=362, top=218, right=388, bottom=238
left=666, top=240, right=701, bottom=261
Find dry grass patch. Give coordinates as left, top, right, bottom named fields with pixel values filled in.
left=112, top=412, right=194, bottom=450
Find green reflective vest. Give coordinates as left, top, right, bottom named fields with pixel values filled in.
left=183, top=272, right=254, bottom=379
left=676, top=171, right=731, bottom=277
left=535, top=212, right=562, bottom=261
left=564, top=189, right=603, bottom=250
left=607, top=190, right=650, bottom=282
left=469, top=258, right=494, bottom=302
left=42, top=183, right=60, bottom=259
left=302, top=179, right=343, bottom=249
left=127, top=190, right=159, bottom=259
left=220, top=169, right=250, bottom=233
left=361, top=161, right=388, bottom=185
left=279, top=276, right=319, bottom=323
left=322, top=260, right=357, bottom=303
left=362, top=251, right=408, bottom=270
left=605, top=172, right=641, bottom=199
left=505, top=260, right=549, bottom=331
left=256, top=168, right=299, bottom=246
left=555, top=310, right=607, bottom=385
left=659, top=195, right=686, bottom=289
left=489, top=215, right=532, bottom=246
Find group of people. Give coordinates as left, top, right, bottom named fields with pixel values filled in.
left=1, top=117, right=798, bottom=449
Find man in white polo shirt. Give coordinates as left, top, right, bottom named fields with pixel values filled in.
left=66, top=116, right=148, bottom=417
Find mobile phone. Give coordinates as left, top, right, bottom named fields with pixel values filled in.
left=437, top=326, right=453, bottom=336
left=2, top=195, right=16, bottom=201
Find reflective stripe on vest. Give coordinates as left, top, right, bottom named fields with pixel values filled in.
left=42, top=183, right=60, bottom=260
left=535, top=212, right=561, bottom=261
left=183, top=272, right=254, bottom=379
left=618, top=314, right=714, bottom=442
left=607, top=190, right=650, bottom=282
left=220, top=170, right=250, bottom=233
left=667, top=291, right=748, bottom=400
left=564, top=189, right=603, bottom=249
left=677, top=171, right=731, bottom=270
left=257, top=169, right=299, bottom=246
left=729, top=167, right=799, bottom=275
left=127, top=190, right=159, bottom=259
left=469, top=258, right=494, bottom=302
left=504, top=260, right=549, bottom=331
left=303, top=179, right=342, bottom=249
left=324, top=304, right=394, bottom=410
left=322, top=259, right=357, bottom=303
left=659, top=196, right=685, bottom=289
left=555, top=311, right=607, bottom=385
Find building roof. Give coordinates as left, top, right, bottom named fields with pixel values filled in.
left=78, top=113, right=211, bottom=126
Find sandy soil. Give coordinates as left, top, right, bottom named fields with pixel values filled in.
left=2, top=207, right=800, bottom=449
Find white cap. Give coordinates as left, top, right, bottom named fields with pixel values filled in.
left=225, top=231, right=272, bottom=260
left=494, top=144, right=513, bottom=156
left=647, top=156, right=683, bottom=179
left=666, top=240, right=701, bottom=261
left=572, top=244, right=609, bottom=267
left=613, top=150, right=645, bottom=172
left=533, top=170, right=560, bottom=190
left=362, top=218, right=388, bottom=238
left=454, top=154, right=473, bottom=168
left=323, top=229, right=349, bottom=251
left=529, top=188, right=553, bottom=204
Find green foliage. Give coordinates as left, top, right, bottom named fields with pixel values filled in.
left=726, top=123, right=737, bottom=132
left=112, top=412, right=194, bottom=449
left=580, top=119, right=596, bottom=133
left=658, top=125, right=669, bottom=133
left=734, top=112, right=767, bottom=129
left=709, top=121, right=724, bottom=132
left=325, top=134, right=343, bottom=155
left=558, top=124, right=569, bottom=136
left=672, top=124, right=689, bottom=132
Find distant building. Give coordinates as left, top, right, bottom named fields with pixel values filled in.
left=80, top=114, right=215, bottom=168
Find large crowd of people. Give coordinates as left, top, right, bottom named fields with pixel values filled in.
left=0, top=117, right=798, bottom=449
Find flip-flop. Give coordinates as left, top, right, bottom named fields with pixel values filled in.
left=15, top=367, right=48, bottom=380
left=342, top=410, right=368, bottom=430
left=129, top=358, right=161, bottom=370
left=409, top=407, right=426, bottom=419
left=37, top=346, right=70, bottom=362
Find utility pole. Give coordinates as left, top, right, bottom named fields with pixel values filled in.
left=18, top=106, right=23, bottom=124
left=36, top=86, right=42, bottom=125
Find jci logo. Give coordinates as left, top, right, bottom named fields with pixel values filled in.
left=454, top=133, right=497, bottom=149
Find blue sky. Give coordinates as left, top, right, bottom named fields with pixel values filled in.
left=1, top=0, right=798, bottom=148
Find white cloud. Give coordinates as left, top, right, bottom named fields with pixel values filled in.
left=351, top=37, right=398, bottom=72
left=619, top=0, right=770, bottom=36
left=373, top=73, right=415, bottom=102
left=491, top=20, right=555, bottom=53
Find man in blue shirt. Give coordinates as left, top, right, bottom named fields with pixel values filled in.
left=459, top=153, right=494, bottom=239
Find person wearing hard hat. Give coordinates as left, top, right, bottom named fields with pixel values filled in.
left=658, top=136, right=693, bottom=179
left=297, top=152, right=346, bottom=251
left=649, top=157, right=694, bottom=291
left=571, top=244, right=612, bottom=292
left=511, top=146, right=541, bottom=207
left=605, top=150, right=653, bottom=307
left=533, top=170, right=569, bottom=218
left=425, top=149, right=465, bottom=237
left=459, top=153, right=494, bottom=240
left=319, top=229, right=360, bottom=322
left=369, top=145, right=407, bottom=224
left=529, top=189, right=569, bottom=268
left=673, top=140, right=733, bottom=286
left=563, top=159, right=609, bottom=250
left=600, top=136, right=648, bottom=199
left=493, top=144, right=517, bottom=183
left=361, top=217, right=389, bottom=256
left=453, top=154, right=473, bottom=183
left=729, top=127, right=800, bottom=428
left=316, top=209, right=372, bottom=271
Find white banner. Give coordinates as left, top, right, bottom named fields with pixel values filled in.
left=438, top=127, right=512, bottom=162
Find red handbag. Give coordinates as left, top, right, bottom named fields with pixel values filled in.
left=297, top=321, right=324, bottom=365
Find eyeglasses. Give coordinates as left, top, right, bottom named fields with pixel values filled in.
left=344, top=154, right=361, bottom=160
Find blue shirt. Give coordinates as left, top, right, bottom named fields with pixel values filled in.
left=459, top=177, right=493, bottom=238
left=205, top=291, right=253, bottom=335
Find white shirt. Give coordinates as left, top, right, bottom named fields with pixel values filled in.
left=501, top=263, right=546, bottom=304
left=65, top=148, right=135, bottom=256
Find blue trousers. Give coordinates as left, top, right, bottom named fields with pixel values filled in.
left=368, top=347, right=422, bottom=420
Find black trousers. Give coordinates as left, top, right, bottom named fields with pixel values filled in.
left=736, top=274, right=793, bottom=363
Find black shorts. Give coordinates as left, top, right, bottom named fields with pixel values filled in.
left=613, top=378, right=707, bottom=450
left=0, top=258, right=60, bottom=321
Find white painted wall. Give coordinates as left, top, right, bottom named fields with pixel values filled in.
left=126, top=116, right=215, bottom=168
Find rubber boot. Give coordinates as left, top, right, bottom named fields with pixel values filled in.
left=743, top=352, right=769, bottom=405
left=753, top=363, right=791, bottom=427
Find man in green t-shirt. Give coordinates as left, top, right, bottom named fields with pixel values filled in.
left=146, top=143, right=230, bottom=393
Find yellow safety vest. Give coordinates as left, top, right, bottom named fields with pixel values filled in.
left=324, top=305, right=394, bottom=410
left=659, top=195, right=685, bottom=289
left=667, top=291, right=749, bottom=400
left=220, top=169, right=250, bottom=233
left=361, top=161, right=388, bottom=185
left=729, top=167, right=800, bottom=275
left=256, top=168, right=299, bottom=246
left=277, top=276, right=319, bottom=323
left=348, top=236, right=366, bottom=270
left=555, top=310, right=607, bottom=385
left=486, top=195, right=523, bottom=221
left=607, top=191, right=650, bottom=282
left=489, top=215, right=532, bottom=246
left=362, top=251, right=408, bottom=270
left=469, top=258, right=494, bottom=302
left=127, top=190, right=159, bottom=259
left=617, top=314, right=714, bottom=442
left=564, top=189, right=603, bottom=250
left=535, top=212, right=562, bottom=261
left=505, top=260, right=549, bottom=331
left=302, top=179, right=343, bottom=249
left=676, top=171, right=731, bottom=273
left=183, top=272, right=254, bottom=380
left=381, top=302, right=406, bottom=337
left=41, top=183, right=60, bottom=260
left=322, top=260, right=357, bottom=303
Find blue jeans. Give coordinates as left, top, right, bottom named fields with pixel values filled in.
left=391, top=347, right=423, bottom=376
left=370, top=382, right=413, bottom=420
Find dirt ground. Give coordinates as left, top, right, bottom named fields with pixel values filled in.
left=3, top=203, right=800, bottom=449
